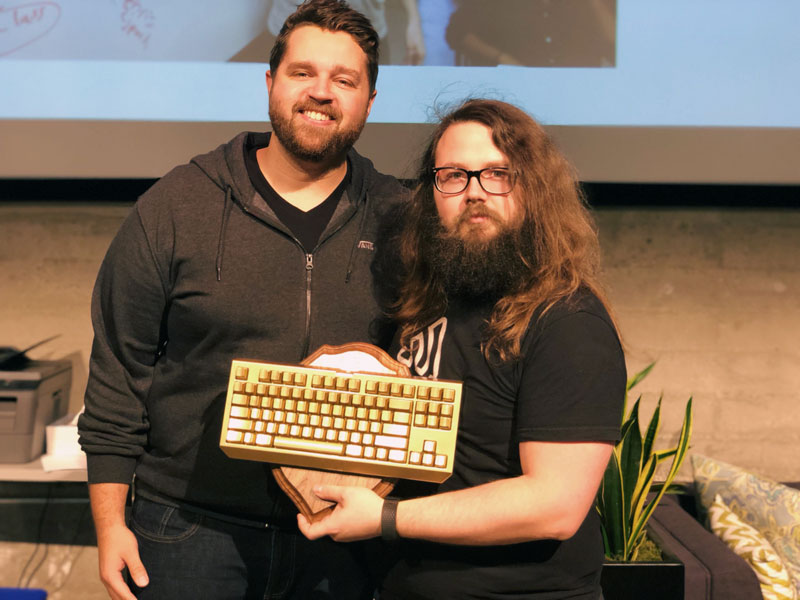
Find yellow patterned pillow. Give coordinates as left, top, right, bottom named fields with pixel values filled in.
left=692, top=454, right=800, bottom=595
left=709, top=494, right=797, bottom=600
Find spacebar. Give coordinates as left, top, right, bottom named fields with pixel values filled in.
left=274, top=437, right=344, bottom=455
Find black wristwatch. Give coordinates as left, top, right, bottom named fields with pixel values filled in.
left=381, top=498, right=400, bottom=541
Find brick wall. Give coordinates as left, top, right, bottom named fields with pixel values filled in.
left=2, top=201, right=799, bottom=482
left=1, top=199, right=799, bottom=595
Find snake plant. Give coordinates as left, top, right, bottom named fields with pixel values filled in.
left=597, top=363, right=693, bottom=561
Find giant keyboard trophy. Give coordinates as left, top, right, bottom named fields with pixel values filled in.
left=219, top=342, right=463, bottom=522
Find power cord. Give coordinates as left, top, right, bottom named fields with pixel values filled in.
left=16, top=483, right=53, bottom=588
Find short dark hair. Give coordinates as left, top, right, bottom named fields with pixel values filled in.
left=269, top=0, right=380, bottom=93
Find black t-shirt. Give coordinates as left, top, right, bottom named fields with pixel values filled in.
left=378, top=290, right=626, bottom=599
left=244, top=134, right=349, bottom=251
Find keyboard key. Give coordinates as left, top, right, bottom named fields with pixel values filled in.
left=275, top=437, right=344, bottom=455
left=375, top=435, right=407, bottom=450
left=382, top=423, right=409, bottom=437
left=388, top=449, right=406, bottom=463
left=227, top=418, right=252, bottom=431
left=393, top=411, right=410, bottom=424
left=388, top=398, right=412, bottom=411
left=345, top=444, right=363, bottom=457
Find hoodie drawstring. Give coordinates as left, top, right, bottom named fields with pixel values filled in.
left=344, top=193, right=371, bottom=284
left=216, top=186, right=233, bottom=281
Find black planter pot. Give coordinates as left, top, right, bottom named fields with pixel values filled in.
left=601, top=559, right=684, bottom=600
left=600, top=528, right=684, bottom=600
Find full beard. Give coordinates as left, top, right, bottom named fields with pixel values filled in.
left=421, top=205, right=533, bottom=302
left=269, top=101, right=366, bottom=163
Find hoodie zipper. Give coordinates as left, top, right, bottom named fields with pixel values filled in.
left=302, top=253, right=314, bottom=357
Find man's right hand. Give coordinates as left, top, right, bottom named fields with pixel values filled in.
left=89, top=483, right=148, bottom=600
left=96, top=522, right=148, bottom=600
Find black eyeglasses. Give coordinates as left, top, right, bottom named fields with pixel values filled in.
left=432, top=167, right=516, bottom=195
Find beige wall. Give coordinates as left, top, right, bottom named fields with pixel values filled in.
left=2, top=201, right=799, bottom=481
left=597, top=207, right=800, bottom=483
left=1, top=200, right=799, bottom=594
left=1, top=202, right=799, bottom=481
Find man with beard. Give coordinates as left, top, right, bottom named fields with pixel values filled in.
left=78, top=1, right=406, bottom=599
left=298, top=99, right=626, bottom=599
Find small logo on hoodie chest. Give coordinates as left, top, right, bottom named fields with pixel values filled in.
left=357, top=240, right=374, bottom=251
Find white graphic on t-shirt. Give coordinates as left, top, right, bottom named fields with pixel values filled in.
left=396, top=317, right=447, bottom=379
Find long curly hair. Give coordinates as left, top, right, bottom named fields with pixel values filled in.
left=391, top=98, right=613, bottom=362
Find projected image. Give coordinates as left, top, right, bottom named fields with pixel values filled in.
left=444, top=0, right=616, bottom=67
left=0, top=0, right=616, bottom=67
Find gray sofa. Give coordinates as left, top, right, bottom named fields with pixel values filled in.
left=647, top=492, right=761, bottom=600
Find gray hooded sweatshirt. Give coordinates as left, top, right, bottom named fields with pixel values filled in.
left=78, top=132, right=406, bottom=523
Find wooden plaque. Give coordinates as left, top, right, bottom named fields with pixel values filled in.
left=272, top=342, right=409, bottom=522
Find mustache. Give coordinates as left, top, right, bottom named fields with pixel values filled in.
left=455, top=204, right=503, bottom=227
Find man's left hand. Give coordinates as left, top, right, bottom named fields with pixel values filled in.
left=297, top=484, right=383, bottom=542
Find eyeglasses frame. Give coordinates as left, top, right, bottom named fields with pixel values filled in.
left=431, top=166, right=516, bottom=195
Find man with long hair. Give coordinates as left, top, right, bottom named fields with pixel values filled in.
left=79, top=1, right=404, bottom=598
left=299, top=98, right=626, bottom=599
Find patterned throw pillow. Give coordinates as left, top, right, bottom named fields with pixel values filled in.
left=692, top=454, right=800, bottom=595
left=708, top=494, right=797, bottom=600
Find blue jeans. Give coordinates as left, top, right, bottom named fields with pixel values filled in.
left=129, top=497, right=372, bottom=600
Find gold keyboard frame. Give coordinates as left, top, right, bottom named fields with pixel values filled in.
left=219, top=358, right=462, bottom=483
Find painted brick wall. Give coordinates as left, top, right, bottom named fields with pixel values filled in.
left=2, top=202, right=799, bottom=482
left=1, top=201, right=799, bottom=595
